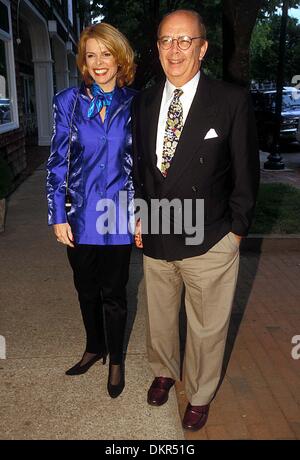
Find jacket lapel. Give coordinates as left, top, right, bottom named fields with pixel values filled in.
left=143, top=82, right=165, bottom=177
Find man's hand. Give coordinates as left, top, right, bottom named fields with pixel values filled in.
left=53, top=223, right=74, bottom=248
left=135, top=219, right=143, bottom=249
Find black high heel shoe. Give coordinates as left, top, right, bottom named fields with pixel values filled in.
left=65, top=352, right=107, bottom=376
left=107, top=361, right=125, bottom=398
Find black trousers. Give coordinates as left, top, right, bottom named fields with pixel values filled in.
left=67, top=244, right=132, bottom=364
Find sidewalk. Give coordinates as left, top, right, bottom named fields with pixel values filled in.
left=0, top=160, right=300, bottom=440
left=0, top=166, right=183, bottom=440
left=260, top=147, right=300, bottom=189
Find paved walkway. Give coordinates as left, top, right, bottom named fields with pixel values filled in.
left=0, top=167, right=183, bottom=440
left=260, top=147, right=300, bottom=189
left=0, top=154, right=300, bottom=440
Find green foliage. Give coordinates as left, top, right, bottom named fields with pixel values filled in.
left=259, top=0, right=300, bottom=19
left=89, top=0, right=300, bottom=87
left=0, top=157, right=13, bottom=199
left=250, top=14, right=300, bottom=83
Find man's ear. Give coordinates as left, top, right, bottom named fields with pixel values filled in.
left=199, top=40, right=208, bottom=61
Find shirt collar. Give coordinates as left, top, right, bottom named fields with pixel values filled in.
left=165, top=71, right=200, bottom=101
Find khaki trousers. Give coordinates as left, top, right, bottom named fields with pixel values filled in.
left=143, top=232, right=240, bottom=405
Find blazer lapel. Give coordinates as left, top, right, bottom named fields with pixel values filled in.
left=162, top=73, right=217, bottom=194
left=143, top=82, right=165, bottom=175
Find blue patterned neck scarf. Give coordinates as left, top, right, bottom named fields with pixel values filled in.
left=87, top=83, right=115, bottom=118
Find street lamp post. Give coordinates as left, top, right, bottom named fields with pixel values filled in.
left=264, top=0, right=289, bottom=170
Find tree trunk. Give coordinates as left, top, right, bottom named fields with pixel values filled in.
left=222, top=0, right=263, bottom=87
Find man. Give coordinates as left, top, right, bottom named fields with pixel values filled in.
left=132, top=9, right=260, bottom=431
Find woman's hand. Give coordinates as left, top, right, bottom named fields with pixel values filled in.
left=134, top=219, right=143, bottom=249
left=53, top=223, right=74, bottom=248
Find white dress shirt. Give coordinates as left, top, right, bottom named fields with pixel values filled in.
left=156, top=71, right=200, bottom=171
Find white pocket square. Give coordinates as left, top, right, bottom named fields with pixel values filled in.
left=204, top=128, right=218, bottom=140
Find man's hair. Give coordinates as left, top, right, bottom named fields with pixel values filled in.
left=158, top=9, right=207, bottom=40
left=77, top=22, right=136, bottom=87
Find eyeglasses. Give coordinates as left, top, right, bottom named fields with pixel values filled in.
left=158, top=35, right=202, bottom=50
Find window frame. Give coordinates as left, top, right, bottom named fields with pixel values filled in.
left=68, top=0, right=74, bottom=26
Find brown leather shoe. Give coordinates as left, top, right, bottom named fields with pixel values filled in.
left=147, top=377, right=175, bottom=406
left=182, top=403, right=210, bottom=431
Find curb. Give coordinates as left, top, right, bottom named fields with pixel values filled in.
left=241, top=234, right=300, bottom=252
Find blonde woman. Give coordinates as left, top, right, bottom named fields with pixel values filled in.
left=47, top=23, right=136, bottom=398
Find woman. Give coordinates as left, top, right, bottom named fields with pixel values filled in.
left=46, top=23, right=136, bottom=398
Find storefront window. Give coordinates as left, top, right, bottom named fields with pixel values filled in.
left=0, top=0, right=18, bottom=133
left=0, top=40, right=11, bottom=125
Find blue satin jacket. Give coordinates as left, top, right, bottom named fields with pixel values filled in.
left=46, top=84, right=137, bottom=245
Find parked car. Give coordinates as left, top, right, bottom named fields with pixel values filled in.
left=251, top=86, right=300, bottom=150
left=0, top=98, right=11, bottom=124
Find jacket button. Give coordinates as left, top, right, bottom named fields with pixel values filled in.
left=100, top=163, right=105, bottom=169
left=138, top=156, right=141, bottom=160
left=199, top=157, right=204, bottom=164
left=192, top=186, right=197, bottom=192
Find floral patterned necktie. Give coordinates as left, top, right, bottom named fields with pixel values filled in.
left=161, top=88, right=183, bottom=177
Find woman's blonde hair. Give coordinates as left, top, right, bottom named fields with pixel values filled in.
left=77, top=23, right=136, bottom=87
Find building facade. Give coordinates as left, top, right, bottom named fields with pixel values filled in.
left=0, top=0, right=90, bottom=183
